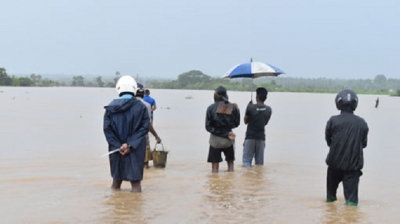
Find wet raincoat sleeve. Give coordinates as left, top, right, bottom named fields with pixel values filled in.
left=103, top=111, right=122, bottom=150
left=362, top=126, right=368, bottom=148
left=325, top=118, right=333, bottom=147
left=127, top=108, right=150, bottom=150
left=233, top=106, right=240, bottom=128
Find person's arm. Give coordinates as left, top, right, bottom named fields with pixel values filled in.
left=244, top=104, right=250, bottom=125
left=152, top=102, right=157, bottom=112
left=149, top=123, right=161, bottom=143
left=325, top=119, right=332, bottom=147
left=264, top=107, right=272, bottom=126
left=244, top=115, right=249, bottom=124
left=362, top=122, right=369, bottom=148
left=103, top=111, right=121, bottom=150
left=233, top=104, right=240, bottom=128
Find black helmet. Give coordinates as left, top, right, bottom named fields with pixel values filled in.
left=335, top=89, right=358, bottom=111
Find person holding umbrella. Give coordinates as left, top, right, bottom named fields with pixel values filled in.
left=242, top=87, right=272, bottom=167
left=205, top=86, right=240, bottom=173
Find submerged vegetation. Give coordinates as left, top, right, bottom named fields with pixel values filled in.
left=1, top=67, right=399, bottom=96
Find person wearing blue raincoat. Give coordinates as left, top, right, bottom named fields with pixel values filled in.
left=103, top=76, right=150, bottom=192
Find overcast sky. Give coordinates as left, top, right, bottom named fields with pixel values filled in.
left=1, top=0, right=399, bottom=80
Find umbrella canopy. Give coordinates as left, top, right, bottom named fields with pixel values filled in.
left=223, top=61, right=284, bottom=79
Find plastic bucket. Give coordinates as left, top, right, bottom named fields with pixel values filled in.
left=152, top=143, right=168, bottom=168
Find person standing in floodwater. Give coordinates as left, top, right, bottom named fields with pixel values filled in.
left=325, top=89, right=369, bottom=206
left=375, top=97, right=379, bottom=108
left=143, top=89, right=157, bottom=123
left=205, top=86, right=240, bottom=173
left=136, top=83, right=162, bottom=169
left=103, top=76, right=150, bottom=192
left=242, top=87, right=272, bottom=167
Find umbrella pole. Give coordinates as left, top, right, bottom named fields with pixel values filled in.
left=251, top=76, right=254, bottom=102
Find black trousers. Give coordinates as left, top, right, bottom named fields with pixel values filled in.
left=327, top=167, right=363, bottom=204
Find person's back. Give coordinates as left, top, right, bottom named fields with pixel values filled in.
left=324, top=89, right=369, bottom=206
left=205, top=86, right=240, bottom=173
left=325, top=112, right=368, bottom=170
left=206, top=101, right=240, bottom=133
left=245, top=103, right=272, bottom=140
left=143, top=89, right=156, bottom=122
left=242, top=87, right=272, bottom=167
left=103, top=76, right=150, bottom=192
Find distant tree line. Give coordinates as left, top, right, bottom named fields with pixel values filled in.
left=147, top=70, right=400, bottom=96
left=1, top=67, right=400, bottom=96
left=0, top=68, right=117, bottom=87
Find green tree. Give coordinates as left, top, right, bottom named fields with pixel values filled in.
left=0, top=68, right=12, bottom=86
left=374, top=74, right=387, bottom=85
left=12, top=77, right=20, bottom=86
left=96, top=76, right=104, bottom=87
left=72, top=76, right=85, bottom=86
left=42, top=78, right=53, bottom=87
left=30, top=73, right=42, bottom=86
left=106, top=82, right=115, bottom=87
left=19, top=77, right=33, bottom=86
left=114, top=71, right=121, bottom=84
left=177, top=70, right=211, bottom=88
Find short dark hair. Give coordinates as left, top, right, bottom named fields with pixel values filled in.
left=136, top=89, right=145, bottom=98
left=256, top=87, right=268, bottom=102
left=145, top=89, right=150, bottom=95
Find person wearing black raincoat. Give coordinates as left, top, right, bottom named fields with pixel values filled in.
left=103, top=76, right=150, bottom=192
left=325, top=89, right=369, bottom=206
left=206, top=86, right=240, bottom=173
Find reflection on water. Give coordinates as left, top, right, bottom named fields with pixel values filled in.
left=102, top=190, right=145, bottom=223
left=323, top=203, right=365, bottom=224
left=1, top=87, right=400, bottom=223
left=202, top=166, right=280, bottom=222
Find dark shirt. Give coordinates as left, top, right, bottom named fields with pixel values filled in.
left=325, top=111, right=369, bottom=170
left=245, top=104, right=272, bottom=140
left=205, top=101, right=240, bottom=138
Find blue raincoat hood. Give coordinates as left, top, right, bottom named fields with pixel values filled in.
left=104, top=97, right=139, bottom=114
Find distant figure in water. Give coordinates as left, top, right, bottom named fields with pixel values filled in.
left=205, top=86, right=240, bottom=173
left=103, top=76, right=150, bottom=192
left=325, top=89, right=369, bottom=206
left=375, top=97, right=379, bottom=108
left=143, top=89, right=157, bottom=124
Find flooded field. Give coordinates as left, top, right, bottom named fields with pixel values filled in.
left=0, top=87, right=399, bottom=223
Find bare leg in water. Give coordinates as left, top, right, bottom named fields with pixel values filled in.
left=212, top=163, right=219, bottom=173
left=227, top=161, right=234, bottom=172
left=130, top=181, right=142, bottom=193
left=111, top=179, right=122, bottom=190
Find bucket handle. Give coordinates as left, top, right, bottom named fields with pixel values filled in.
left=153, top=143, right=165, bottom=152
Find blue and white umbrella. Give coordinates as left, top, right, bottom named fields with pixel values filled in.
left=223, top=60, right=284, bottom=79
left=223, top=59, right=284, bottom=100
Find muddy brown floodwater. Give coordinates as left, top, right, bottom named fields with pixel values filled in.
left=1, top=87, right=399, bottom=223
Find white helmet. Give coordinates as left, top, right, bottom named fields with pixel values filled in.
left=116, top=75, right=137, bottom=96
